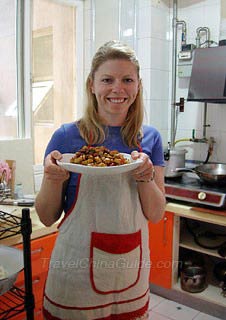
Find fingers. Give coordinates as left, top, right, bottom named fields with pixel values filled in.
left=50, top=150, right=63, bottom=162
left=132, top=152, right=155, bottom=182
left=44, top=150, right=69, bottom=182
left=131, top=150, right=140, bottom=160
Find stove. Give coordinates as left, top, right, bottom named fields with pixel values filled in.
left=165, top=173, right=226, bottom=208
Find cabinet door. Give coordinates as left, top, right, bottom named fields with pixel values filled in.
left=15, top=232, right=58, bottom=282
left=149, top=211, right=174, bottom=289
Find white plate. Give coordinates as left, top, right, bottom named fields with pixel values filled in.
left=57, top=153, right=143, bottom=176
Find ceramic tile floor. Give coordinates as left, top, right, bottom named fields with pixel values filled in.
left=148, top=293, right=222, bottom=320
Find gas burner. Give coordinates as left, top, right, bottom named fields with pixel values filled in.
left=165, top=174, right=226, bottom=208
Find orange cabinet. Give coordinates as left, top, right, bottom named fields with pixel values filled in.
left=16, top=232, right=58, bottom=283
left=149, top=211, right=174, bottom=289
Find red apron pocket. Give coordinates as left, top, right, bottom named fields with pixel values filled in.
left=90, top=230, right=142, bottom=294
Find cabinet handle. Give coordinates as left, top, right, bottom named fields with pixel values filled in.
left=32, top=277, right=41, bottom=285
left=163, top=216, right=168, bottom=245
left=31, top=247, right=44, bottom=255
left=17, top=276, right=41, bottom=289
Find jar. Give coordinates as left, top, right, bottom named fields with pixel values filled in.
left=14, top=183, right=24, bottom=199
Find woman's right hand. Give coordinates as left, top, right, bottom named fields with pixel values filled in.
left=44, top=150, right=70, bottom=182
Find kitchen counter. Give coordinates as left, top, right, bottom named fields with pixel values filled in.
left=166, top=202, right=226, bottom=226
left=0, top=205, right=60, bottom=246
left=1, top=201, right=226, bottom=246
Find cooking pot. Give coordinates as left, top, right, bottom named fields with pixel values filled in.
left=175, top=163, right=226, bottom=186
left=213, top=261, right=226, bottom=297
left=164, top=148, right=187, bottom=178
left=180, top=265, right=207, bottom=293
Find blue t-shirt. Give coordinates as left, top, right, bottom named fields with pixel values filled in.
left=45, top=122, right=165, bottom=213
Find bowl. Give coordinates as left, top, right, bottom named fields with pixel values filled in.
left=0, top=245, right=24, bottom=295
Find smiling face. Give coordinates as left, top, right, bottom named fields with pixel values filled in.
left=90, top=59, right=140, bottom=126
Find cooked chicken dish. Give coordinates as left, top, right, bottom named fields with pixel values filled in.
left=70, top=146, right=129, bottom=167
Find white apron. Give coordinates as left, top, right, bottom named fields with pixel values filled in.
left=43, top=173, right=150, bottom=320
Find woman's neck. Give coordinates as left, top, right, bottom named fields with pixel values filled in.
left=100, top=115, right=126, bottom=127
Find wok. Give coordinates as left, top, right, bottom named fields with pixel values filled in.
left=175, top=163, right=226, bottom=186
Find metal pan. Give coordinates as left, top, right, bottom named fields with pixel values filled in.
left=175, top=163, right=226, bottom=186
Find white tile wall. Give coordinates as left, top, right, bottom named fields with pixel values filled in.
left=204, top=4, right=221, bottom=39
left=151, top=38, right=170, bottom=71
left=141, top=69, right=151, bottom=100
left=150, top=69, right=170, bottom=100
left=149, top=100, right=169, bottom=130
left=94, top=0, right=120, bottom=51
left=84, top=0, right=226, bottom=162
left=175, top=0, right=225, bottom=163
left=84, top=0, right=170, bottom=147
left=137, top=6, right=152, bottom=38
left=137, top=37, right=152, bottom=68
left=151, top=6, right=170, bottom=40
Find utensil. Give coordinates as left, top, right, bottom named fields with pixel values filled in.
left=175, top=163, right=226, bottom=186
left=180, top=265, right=207, bottom=293
left=0, top=245, right=24, bottom=295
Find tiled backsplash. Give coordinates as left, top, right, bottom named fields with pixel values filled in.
left=85, top=0, right=225, bottom=163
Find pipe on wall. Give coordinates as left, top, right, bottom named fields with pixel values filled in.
left=170, top=0, right=178, bottom=146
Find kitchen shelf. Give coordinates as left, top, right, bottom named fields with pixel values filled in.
left=0, top=209, right=34, bottom=319
left=174, top=279, right=226, bottom=307
left=0, top=211, right=21, bottom=240
left=0, top=286, right=25, bottom=319
left=180, top=231, right=223, bottom=258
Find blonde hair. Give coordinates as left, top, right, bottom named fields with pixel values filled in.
left=78, top=40, right=144, bottom=147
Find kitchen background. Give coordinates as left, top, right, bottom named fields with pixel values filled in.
left=0, top=0, right=225, bottom=195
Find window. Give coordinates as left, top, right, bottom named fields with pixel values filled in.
left=0, top=0, right=84, bottom=166
left=32, top=0, right=77, bottom=164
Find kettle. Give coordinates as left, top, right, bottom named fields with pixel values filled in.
left=164, top=145, right=187, bottom=178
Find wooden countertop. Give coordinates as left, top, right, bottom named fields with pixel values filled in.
left=1, top=201, right=226, bottom=246
left=0, top=205, right=60, bottom=246
left=166, top=202, right=226, bottom=226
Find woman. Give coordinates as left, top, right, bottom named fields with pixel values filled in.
left=35, top=40, right=166, bottom=320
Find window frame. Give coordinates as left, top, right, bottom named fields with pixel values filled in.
left=17, top=0, right=32, bottom=139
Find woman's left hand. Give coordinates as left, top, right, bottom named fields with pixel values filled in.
left=131, top=151, right=155, bottom=182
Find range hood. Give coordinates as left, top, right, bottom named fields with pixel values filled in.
left=187, top=46, right=226, bottom=104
